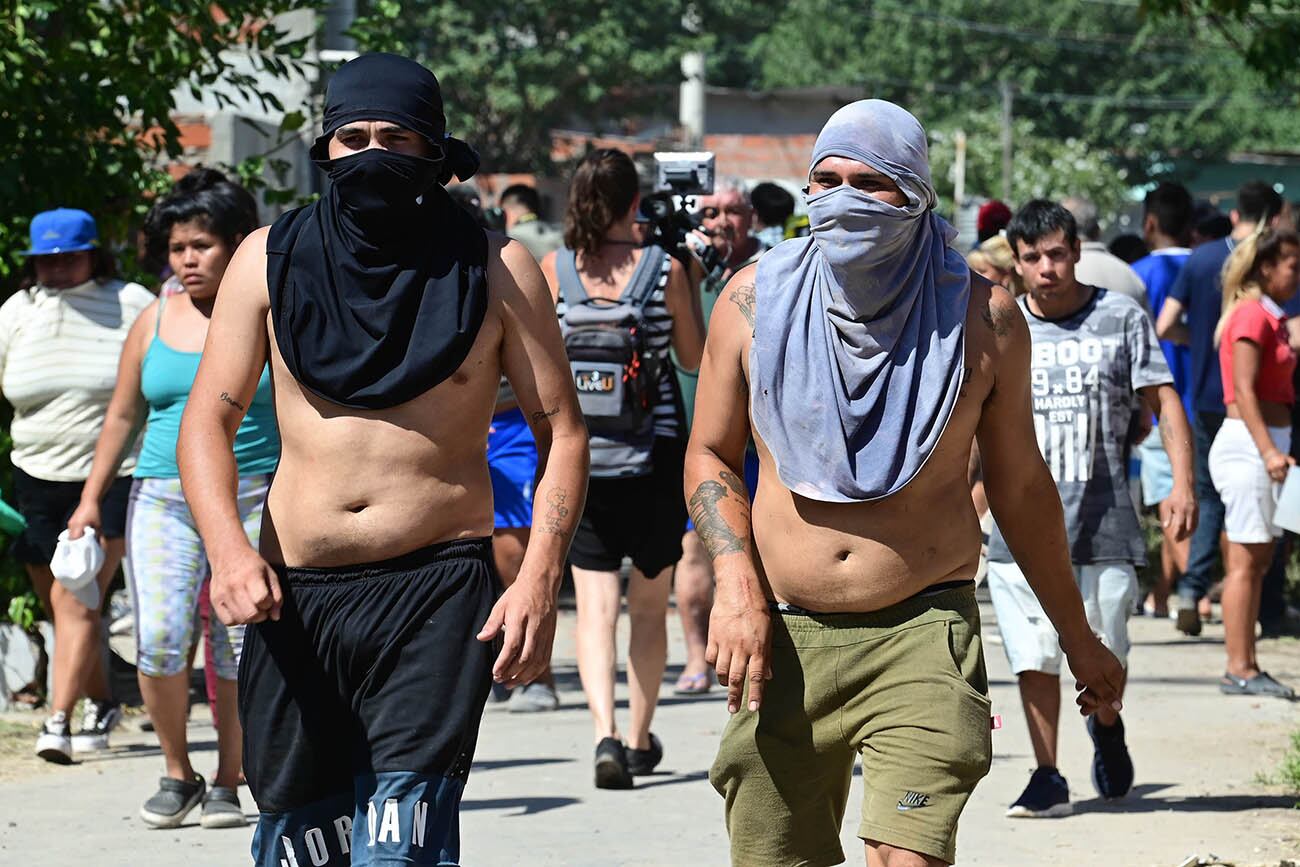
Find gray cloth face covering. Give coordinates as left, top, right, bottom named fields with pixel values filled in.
left=749, top=99, right=971, bottom=503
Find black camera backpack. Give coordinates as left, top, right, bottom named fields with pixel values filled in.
left=557, top=245, right=668, bottom=478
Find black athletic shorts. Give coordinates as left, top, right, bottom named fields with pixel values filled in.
left=10, top=465, right=131, bottom=565
left=240, top=538, right=500, bottom=867
left=568, top=437, right=686, bottom=577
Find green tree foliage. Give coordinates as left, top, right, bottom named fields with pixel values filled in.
left=0, top=1, right=318, bottom=285
left=1142, top=0, right=1300, bottom=86
left=347, top=0, right=708, bottom=172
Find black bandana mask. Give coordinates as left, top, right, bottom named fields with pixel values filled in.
left=314, top=148, right=445, bottom=228
left=266, top=53, right=489, bottom=410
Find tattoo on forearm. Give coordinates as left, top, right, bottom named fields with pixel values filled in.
left=719, top=469, right=747, bottom=500
left=688, top=480, right=747, bottom=558
left=219, top=392, right=246, bottom=412
left=729, top=284, right=756, bottom=330
left=538, top=487, right=571, bottom=536
left=531, top=405, right=560, bottom=424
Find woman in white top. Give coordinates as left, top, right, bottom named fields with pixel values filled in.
left=1, top=209, right=153, bottom=762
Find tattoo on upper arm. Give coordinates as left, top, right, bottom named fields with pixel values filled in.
left=688, top=471, right=752, bottom=559
left=531, top=405, right=560, bottom=424
left=719, top=469, right=747, bottom=500
left=981, top=298, right=1016, bottom=337
left=538, top=487, right=571, bottom=536
left=219, top=392, right=246, bottom=412
left=729, top=284, right=756, bottom=330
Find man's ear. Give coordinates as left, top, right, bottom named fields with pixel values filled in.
left=1141, top=213, right=1157, bottom=240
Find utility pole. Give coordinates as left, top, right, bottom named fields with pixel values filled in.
left=954, top=129, right=967, bottom=212
left=1000, top=80, right=1013, bottom=203
left=679, top=6, right=705, bottom=148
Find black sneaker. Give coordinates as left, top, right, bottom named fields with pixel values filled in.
left=72, top=699, right=122, bottom=753
left=593, top=737, right=633, bottom=790
left=35, top=712, right=72, bottom=765
left=1006, top=767, right=1071, bottom=818
left=1087, top=714, right=1134, bottom=799
left=626, top=733, right=663, bottom=776
left=1175, top=605, right=1202, bottom=637
left=140, top=775, right=206, bottom=828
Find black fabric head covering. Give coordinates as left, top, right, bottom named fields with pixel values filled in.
left=268, top=53, right=488, bottom=409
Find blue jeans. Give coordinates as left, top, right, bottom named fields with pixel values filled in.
left=1180, top=411, right=1225, bottom=602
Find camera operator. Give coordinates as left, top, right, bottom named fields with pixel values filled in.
left=672, top=178, right=769, bottom=696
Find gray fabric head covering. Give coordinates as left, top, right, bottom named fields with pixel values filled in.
left=749, top=99, right=970, bottom=503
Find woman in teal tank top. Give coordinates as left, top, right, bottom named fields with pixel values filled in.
left=67, top=170, right=275, bottom=829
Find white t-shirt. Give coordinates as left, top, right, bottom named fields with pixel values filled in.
left=0, top=279, right=155, bottom=481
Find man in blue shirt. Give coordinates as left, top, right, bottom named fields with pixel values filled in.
left=1132, top=183, right=1194, bottom=618
left=1156, top=180, right=1286, bottom=635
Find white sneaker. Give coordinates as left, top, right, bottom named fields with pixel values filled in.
left=35, top=713, right=72, bottom=765
left=71, top=700, right=122, bottom=752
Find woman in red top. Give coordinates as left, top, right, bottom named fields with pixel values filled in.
left=1208, top=227, right=1300, bottom=699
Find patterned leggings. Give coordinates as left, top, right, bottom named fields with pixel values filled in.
left=126, top=475, right=269, bottom=680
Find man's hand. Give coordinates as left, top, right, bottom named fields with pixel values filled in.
left=706, top=574, right=773, bottom=714
left=1063, top=634, right=1126, bottom=716
left=1158, top=484, right=1198, bottom=541
left=210, top=545, right=283, bottom=626
left=477, top=574, right=557, bottom=688
left=66, top=500, right=101, bottom=540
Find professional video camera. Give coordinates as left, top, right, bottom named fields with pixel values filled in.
left=639, top=151, right=720, bottom=271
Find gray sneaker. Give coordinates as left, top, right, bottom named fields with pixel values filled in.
left=140, top=775, right=205, bottom=828
left=71, top=699, right=122, bottom=752
left=200, top=785, right=247, bottom=829
left=508, top=682, right=560, bottom=713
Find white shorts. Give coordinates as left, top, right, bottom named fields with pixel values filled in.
left=986, top=560, right=1138, bottom=675
left=1138, top=427, right=1174, bottom=507
left=1208, top=418, right=1290, bottom=544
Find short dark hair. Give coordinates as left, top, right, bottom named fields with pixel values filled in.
left=750, top=182, right=794, bottom=228
left=1107, top=233, right=1148, bottom=264
left=500, top=184, right=542, bottom=215
left=1236, top=180, right=1284, bottom=225
left=1143, top=182, right=1194, bottom=241
left=1006, top=200, right=1079, bottom=256
left=563, top=148, right=639, bottom=256
left=143, top=167, right=258, bottom=271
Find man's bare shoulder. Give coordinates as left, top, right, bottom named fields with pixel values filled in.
left=967, top=275, right=1026, bottom=347
left=487, top=233, right=548, bottom=297
left=719, top=261, right=759, bottom=333
left=222, top=226, right=270, bottom=308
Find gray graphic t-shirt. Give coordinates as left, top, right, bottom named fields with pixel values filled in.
left=988, top=288, right=1172, bottom=566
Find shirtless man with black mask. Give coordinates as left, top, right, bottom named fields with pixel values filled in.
left=177, top=54, right=588, bottom=866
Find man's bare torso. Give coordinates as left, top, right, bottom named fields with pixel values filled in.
left=259, top=266, right=506, bottom=569
left=744, top=277, right=1007, bottom=612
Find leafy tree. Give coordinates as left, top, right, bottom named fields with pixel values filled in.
left=0, top=1, right=318, bottom=285
left=347, top=0, right=706, bottom=172
left=1142, top=0, right=1300, bottom=86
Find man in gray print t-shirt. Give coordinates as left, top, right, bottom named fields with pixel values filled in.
left=986, top=200, right=1195, bottom=820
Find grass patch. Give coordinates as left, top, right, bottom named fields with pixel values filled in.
left=1281, top=729, right=1300, bottom=795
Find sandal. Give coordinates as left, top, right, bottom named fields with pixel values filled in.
left=673, top=671, right=711, bottom=695
left=1220, top=671, right=1296, bottom=699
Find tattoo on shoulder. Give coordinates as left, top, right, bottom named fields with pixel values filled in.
left=538, top=487, right=571, bottom=536
left=530, top=405, right=560, bottom=424
left=219, top=392, right=246, bottom=412
left=728, top=284, right=756, bottom=330
left=688, top=480, right=747, bottom=558
left=981, top=296, right=1017, bottom=337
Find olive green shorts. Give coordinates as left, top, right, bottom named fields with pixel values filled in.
left=710, top=583, right=992, bottom=866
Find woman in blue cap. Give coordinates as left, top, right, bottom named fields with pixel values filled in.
left=0, top=208, right=154, bottom=763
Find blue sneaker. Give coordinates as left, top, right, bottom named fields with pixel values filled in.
left=1006, top=767, right=1071, bottom=818
left=1087, top=714, right=1134, bottom=798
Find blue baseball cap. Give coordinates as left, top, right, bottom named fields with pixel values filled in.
left=23, top=209, right=99, bottom=256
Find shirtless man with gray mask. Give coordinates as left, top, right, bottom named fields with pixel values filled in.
left=686, top=100, right=1125, bottom=867
left=177, top=54, right=588, bottom=866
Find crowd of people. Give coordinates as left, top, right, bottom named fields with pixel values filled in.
left=3, top=50, right=1298, bottom=867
